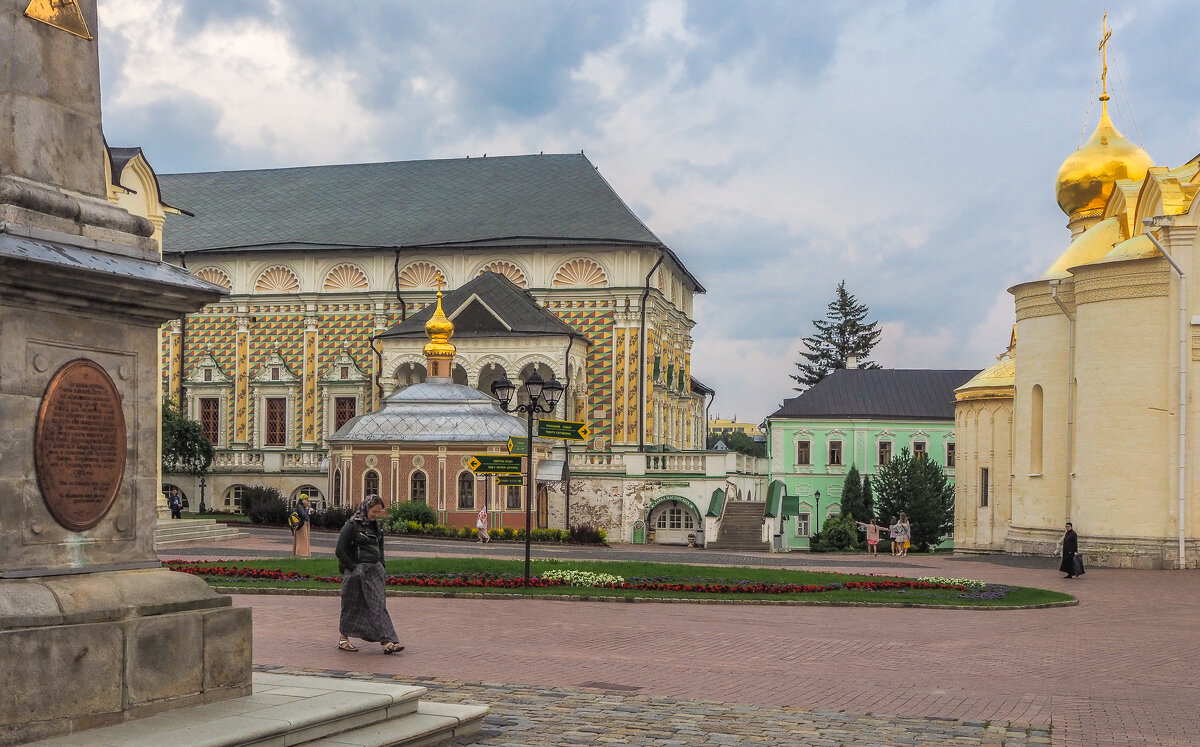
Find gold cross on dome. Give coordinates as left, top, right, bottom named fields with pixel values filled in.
left=1098, top=12, right=1112, bottom=99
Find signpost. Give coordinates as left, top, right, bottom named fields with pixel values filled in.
left=506, top=436, right=529, bottom=455
left=536, top=419, right=589, bottom=440
left=467, top=455, right=523, bottom=474
left=497, top=474, right=524, bottom=487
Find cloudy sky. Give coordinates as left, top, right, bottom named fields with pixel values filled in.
left=96, top=0, right=1200, bottom=423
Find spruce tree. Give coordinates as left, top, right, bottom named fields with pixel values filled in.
left=792, top=280, right=883, bottom=390
left=861, top=474, right=875, bottom=522
left=840, top=465, right=869, bottom=523
left=872, top=448, right=953, bottom=552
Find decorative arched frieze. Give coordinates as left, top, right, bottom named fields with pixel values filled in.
left=552, top=258, right=608, bottom=287
left=467, top=355, right=511, bottom=380
left=194, top=266, right=233, bottom=291
left=512, top=355, right=557, bottom=380
left=255, top=265, right=300, bottom=294
left=397, top=261, right=446, bottom=289
left=645, top=494, right=702, bottom=518
left=478, top=261, right=527, bottom=287
left=322, top=263, right=369, bottom=292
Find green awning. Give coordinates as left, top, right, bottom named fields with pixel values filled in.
left=782, top=493, right=799, bottom=518
left=706, top=488, right=726, bottom=518
left=764, top=480, right=786, bottom=518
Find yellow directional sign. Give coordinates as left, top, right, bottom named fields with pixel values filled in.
left=536, top=419, right=589, bottom=441
left=467, top=455, right=523, bottom=474
left=497, top=474, right=524, bottom=487
left=507, top=436, right=529, bottom=456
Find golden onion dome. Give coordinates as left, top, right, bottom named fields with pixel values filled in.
left=956, top=326, right=1016, bottom=402
left=422, top=288, right=456, bottom=360
left=1040, top=216, right=1123, bottom=279
left=1055, top=99, right=1154, bottom=219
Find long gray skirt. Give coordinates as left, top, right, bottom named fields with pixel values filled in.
left=339, top=562, right=399, bottom=644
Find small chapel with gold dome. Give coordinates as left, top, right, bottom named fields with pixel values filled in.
left=954, top=19, right=1200, bottom=568
left=325, top=285, right=552, bottom=530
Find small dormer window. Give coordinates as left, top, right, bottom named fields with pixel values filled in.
left=203, top=368, right=212, bottom=382
left=271, top=367, right=280, bottom=381
left=341, top=366, right=349, bottom=380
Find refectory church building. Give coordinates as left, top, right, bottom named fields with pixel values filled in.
left=150, top=154, right=710, bottom=516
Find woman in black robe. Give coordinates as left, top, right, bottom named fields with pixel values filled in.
left=1059, top=522, right=1080, bottom=578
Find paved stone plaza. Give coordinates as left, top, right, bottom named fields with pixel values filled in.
left=165, top=528, right=1200, bottom=746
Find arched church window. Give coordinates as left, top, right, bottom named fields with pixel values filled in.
left=457, top=471, right=475, bottom=510
left=1031, top=384, right=1044, bottom=474
left=363, top=469, right=380, bottom=499
left=410, top=471, right=427, bottom=503
left=333, top=469, right=343, bottom=506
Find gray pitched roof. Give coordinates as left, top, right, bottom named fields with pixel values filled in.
left=770, top=369, right=981, bottom=421
left=159, top=153, right=659, bottom=252
left=157, top=153, right=704, bottom=292
left=380, top=271, right=585, bottom=341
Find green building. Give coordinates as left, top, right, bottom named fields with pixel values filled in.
left=765, top=368, right=979, bottom=549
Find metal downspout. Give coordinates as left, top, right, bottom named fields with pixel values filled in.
left=178, top=252, right=188, bottom=405
left=1145, top=226, right=1187, bottom=569
left=638, top=253, right=665, bottom=450
left=561, top=334, right=577, bottom=529
left=1049, top=280, right=1075, bottom=522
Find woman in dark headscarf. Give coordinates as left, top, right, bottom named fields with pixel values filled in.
left=335, top=495, right=402, bottom=653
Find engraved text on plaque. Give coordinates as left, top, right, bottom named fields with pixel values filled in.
left=35, top=359, right=127, bottom=531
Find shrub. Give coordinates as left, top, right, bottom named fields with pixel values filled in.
left=568, top=523, right=607, bottom=545
left=390, top=500, right=437, bottom=527
left=813, top=514, right=859, bottom=552
left=242, top=486, right=288, bottom=525
left=311, top=506, right=354, bottom=530
left=502, top=527, right=516, bottom=540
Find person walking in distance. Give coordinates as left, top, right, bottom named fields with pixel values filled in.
left=856, top=518, right=885, bottom=556
left=895, top=513, right=912, bottom=557
left=292, top=495, right=312, bottom=558
left=1059, top=521, right=1083, bottom=579
left=475, top=502, right=490, bottom=544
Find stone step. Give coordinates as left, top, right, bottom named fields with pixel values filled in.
left=304, top=701, right=488, bottom=747
left=30, top=672, right=486, bottom=747
left=155, top=519, right=244, bottom=548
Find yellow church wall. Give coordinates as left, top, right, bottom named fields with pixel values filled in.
left=1009, top=281, right=1072, bottom=548
left=1071, top=260, right=1173, bottom=539
left=953, top=398, right=1013, bottom=551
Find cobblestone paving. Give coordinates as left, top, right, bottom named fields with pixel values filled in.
left=261, top=666, right=1051, bottom=746
left=173, top=527, right=1200, bottom=746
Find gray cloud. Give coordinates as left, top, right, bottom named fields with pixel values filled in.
left=94, top=0, right=1200, bottom=420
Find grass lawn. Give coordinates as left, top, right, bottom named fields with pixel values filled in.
left=162, top=557, right=1073, bottom=608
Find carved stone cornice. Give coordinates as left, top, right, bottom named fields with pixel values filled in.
left=1072, top=260, right=1170, bottom=306
left=1013, top=281, right=1070, bottom=321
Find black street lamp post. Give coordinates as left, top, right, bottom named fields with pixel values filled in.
left=198, top=477, right=207, bottom=514
left=491, top=370, right=565, bottom=586
left=812, top=489, right=821, bottom=544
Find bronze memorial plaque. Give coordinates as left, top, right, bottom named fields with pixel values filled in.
left=35, top=359, right=127, bottom=531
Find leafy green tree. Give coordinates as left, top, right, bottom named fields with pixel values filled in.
left=839, top=465, right=870, bottom=523
left=861, top=474, right=875, bottom=522
left=792, top=280, right=883, bottom=390
left=162, top=397, right=214, bottom=478
left=872, top=447, right=953, bottom=552
left=706, top=430, right=766, bottom=457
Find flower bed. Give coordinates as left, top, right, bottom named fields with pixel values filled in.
left=917, top=576, right=987, bottom=590
left=164, top=561, right=968, bottom=596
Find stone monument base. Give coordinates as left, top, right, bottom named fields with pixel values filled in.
left=0, top=568, right=251, bottom=746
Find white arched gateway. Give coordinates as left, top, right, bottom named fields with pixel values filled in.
left=645, top=495, right=702, bottom=545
